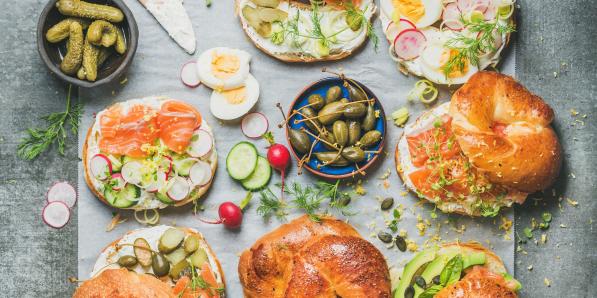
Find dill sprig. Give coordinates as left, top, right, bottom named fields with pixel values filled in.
left=284, top=182, right=324, bottom=222
left=257, top=187, right=288, bottom=220
left=442, top=17, right=515, bottom=76
left=344, top=2, right=379, bottom=51
left=17, top=84, right=83, bottom=160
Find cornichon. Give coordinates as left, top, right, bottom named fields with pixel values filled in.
left=46, top=18, right=89, bottom=43
left=56, top=0, right=124, bottom=23
left=87, top=20, right=117, bottom=47
left=60, top=22, right=84, bottom=75
left=77, top=47, right=110, bottom=81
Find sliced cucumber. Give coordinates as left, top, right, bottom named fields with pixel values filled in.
left=107, top=155, right=123, bottom=172
left=111, top=184, right=140, bottom=208
left=155, top=191, right=175, bottom=205
left=104, top=187, right=119, bottom=205
left=173, top=158, right=197, bottom=177
left=226, top=142, right=258, bottom=180
left=241, top=156, right=272, bottom=191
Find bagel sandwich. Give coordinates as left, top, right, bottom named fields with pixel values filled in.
left=238, top=215, right=391, bottom=297
left=83, top=97, right=217, bottom=210
left=236, top=0, right=377, bottom=62
left=87, top=225, right=225, bottom=297
left=395, top=71, right=561, bottom=216
left=394, top=242, right=520, bottom=298
left=73, top=268, right=175, bottom=298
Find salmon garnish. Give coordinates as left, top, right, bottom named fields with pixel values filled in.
left=406, top=115, right=460, bottom=168
left=157, top=101, right=202, bottom=154
left=435, top=266, right=517, bottom=298
left=171, top=263, right=221, bottom=298
left=99, top=104, right=159, bottom=158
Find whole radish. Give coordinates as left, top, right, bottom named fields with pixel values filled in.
left=264, top=132, right=290, bottom=197
left=199, top=201, right=243, bottom=229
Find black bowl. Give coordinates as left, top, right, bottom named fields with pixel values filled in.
left=37, top=0, right=138, bottom=88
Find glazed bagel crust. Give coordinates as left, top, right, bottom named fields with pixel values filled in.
left=238, top=215, right=391, bottom=298
left=72, top=268, right=175, bottom=298
left=449, top=71, right=561, bottom=193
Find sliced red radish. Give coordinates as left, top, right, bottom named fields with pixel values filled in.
left=110, top=173, right=127, bottom=191
left=385, top=19, right=417, bottom=43
left=42, top=201, right=71, bottom=229
left=394, top=29, right=427, bottom=60
left=442, top=3, right=464, bottom=31
left=145, top=171, right=168, bottom=193
left=160, top=156, right=173, bottom=177
left=189, top=161, right=212, bottom=186
left=90, top=154, right=112, bottom=180
left=484, top=0, right=500, bottom=20
left=399, top=18, right=417, bottom=29
left=457, top=0, right=474, bottom=12
left=180, top=61, right=201, bottom=88
left=46, top=181, right=77, bottom=208
left=472, top=0, right=490, bottom=13
left=241, top=112, right=269, bottom=139
left=121, top=160, right=144, bottom=185
left=167, top=176, right=191, bottom=201
left=186, top=129, right=213, bottom=158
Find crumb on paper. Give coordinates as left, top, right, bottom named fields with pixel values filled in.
left=544, top=278, right=551, bottom=287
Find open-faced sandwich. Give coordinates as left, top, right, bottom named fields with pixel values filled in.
left=395, top=72, right=561, bottom=216
left=381, top=0, right=516, bottom=84
left=83, top=97, right=217, bottom=210
left=394, top=242, right=520, bottom=298
left=238, top=215, right=391, bottom=297
left=236, top=0, right=377, bottom=62
left=79, top=225, right=225, bottom=297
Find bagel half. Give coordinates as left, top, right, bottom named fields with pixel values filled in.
left=83, top=96, right=217, bottom=210
left=236, top=0, right=376, bottom=63
left=238, top=215, right=391, bottom=297
left=89, top=226, right=225, bottom=295
left=73, top=268, right=175, bottom=298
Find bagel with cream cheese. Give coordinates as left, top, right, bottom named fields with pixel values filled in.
left=395, top=71, right=561, bottom=216
left=83, top=97, right=217, bottom=210
left=73, top=268, right=175, bottom=298
left=236, top=0, right=376, bottom=62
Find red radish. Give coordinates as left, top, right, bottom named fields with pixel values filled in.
left=385, top=19, right=416, bottom=43
left=264, top=133, right=290, bottom=197
left=90, top=154, right=112, bottom=180
left=394, top=29, right=427, bottom=60
left=146, top=171, right=168, bottom=193
left=457, top=0, right=474, bottom=12
left=189, top=161, right=212, bottom=186
left=46, top=181, right=77, bottom=208
left=110, top=173, right=127, bottom=191
left=442, top=3, right=464, bottom=31
left=399, top=18, right=416, bottom=29
left=483, top=0, right=499, bottom=20
left=167, top=176, right=191, bottom=201
left=241, top=112, right=269, bottom=139
left=121, top=161, right=144, bottom=185
left=186, top=129, right=213, bottom=158
left=180, top=61, right=201, bottom=88
left=472, top=0, right=490, bottom=13
left=42, top=201, right=71, bottom=229
left=199, top=201, right=243, bottom=229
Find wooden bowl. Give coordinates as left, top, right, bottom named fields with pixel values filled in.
left=285, top=77, right=387, bottom=179
left=37, top=0, right=138, bottom=88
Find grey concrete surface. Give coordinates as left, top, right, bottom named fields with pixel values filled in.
left=0, top=0, right=594, bottom=297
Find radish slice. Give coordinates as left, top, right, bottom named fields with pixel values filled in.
left=394, top=29, right=427, bottom=60
left=160, top=156, right=173, bottom=177
left=110, top=173, right=127, bottom=191
left=121, top=161, right=144, bottom=185
left=167, top=176, right=191, bottom=201
left=46, top=181, right=77, bottom=208
left=484, top=0, right=500, bottom=20
left=186, top=129, right=213, bottom=158
left=42, top=201, right=71, bottom=229
left=145, top=171, right=168, bottom=193
left=443, top=3, right=464, bottom=31
left=457, top=0, right=474, bottom=12
left=180, top=61, right=201, bottom=88
left=189, top=161, right=212, bottom=186
left=385, top=19, right=417, bottom=43
left=241, top=112, right=269, bottom=139
left=472, top=0, right=490, bottom=13
left=90, top=154, right=112, bottom=180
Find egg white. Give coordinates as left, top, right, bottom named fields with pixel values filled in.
left=209, top=73, right=260, bottom=121
left=196, top=47, right=251, bottom=91
left=380, top=0, right=443, bottom=28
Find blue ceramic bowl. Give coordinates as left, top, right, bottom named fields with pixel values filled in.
left=285, top=77, right=386, bottom=179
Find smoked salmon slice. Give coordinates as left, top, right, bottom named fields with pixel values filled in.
left=99, top=104, right=159, bottom=158
left=157, top=101, right=202, bottom=154
left=435, top=266, right=517, bottom=298
left=171, top=263, right=221, bottom=298
left=406, top=116, right=461, bottom=168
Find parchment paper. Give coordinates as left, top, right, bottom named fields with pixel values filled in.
left=78, top=0, right=516, bottom=295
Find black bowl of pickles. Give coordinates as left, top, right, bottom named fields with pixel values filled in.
left=285, top=76, right=387, bottom=179
left=37, top=0, right=138, bottom=88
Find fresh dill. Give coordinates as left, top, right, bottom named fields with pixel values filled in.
left=284, top=182, right=324, bottom=222
left=257, top=187, right=288, bottom=220
left=17, top=84, right=83, bottom=160
left=442, top=17, right=515, bottom=76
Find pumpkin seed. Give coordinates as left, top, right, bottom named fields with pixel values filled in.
left=381, top=197, right=394, bottom=210
left=395, top=235, right=407, bottom=252
left=377, top=231, right=393, bottom=243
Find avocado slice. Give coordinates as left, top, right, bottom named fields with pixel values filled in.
left=394, top=248, right=437, bottom=298
left=502, top=273, right=522, bottom=291
left=463, top=252, right=486, bottom=268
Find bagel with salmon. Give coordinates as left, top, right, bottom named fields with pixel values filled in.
left=236, top=0, right=377, bottom=62
left=83, top=97, right=217, bottom=210
left=395, top=71, right=561, bottom=216
left=73, top=268, right=176, bottom=298
left=84, top=225, right=225, bottom=297
left=394, top=242, right=520, bottom=298
left=238, top=215, right=391, bottom=297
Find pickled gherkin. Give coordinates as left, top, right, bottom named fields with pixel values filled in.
left=56, top=0, right=124, bottom=23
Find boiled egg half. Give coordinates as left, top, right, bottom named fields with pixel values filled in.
left=196, top=47, right=251, bottom=91
left=210, top=74, right=260, bottom=121
left=381, top=0, right=443, bottom=28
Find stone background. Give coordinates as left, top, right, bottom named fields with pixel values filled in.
left=0, top=0, right=594, bottom=297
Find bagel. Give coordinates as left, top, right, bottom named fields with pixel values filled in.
left=236, top=0, right=376, bottom=63
left=449, top=71, right=561, bottom=193
left=73, top=268, right=175, bottom=298
left=238, top=215, right=391, bottom=297
left=87, top=226, right=225, bottom=296
left=395, top=72, right=559, bottom=216
left=394, top=242, right=520, bottom=298
left=83, top=96, right=217, bottom=210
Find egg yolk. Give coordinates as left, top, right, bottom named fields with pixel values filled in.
left=220, top=87, right=247, bottom=105
left=440, top=49, right=469, bottom=78
left=392, top=0, right=425, bottom=24
left=211, top=52, right=240, bottom=79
